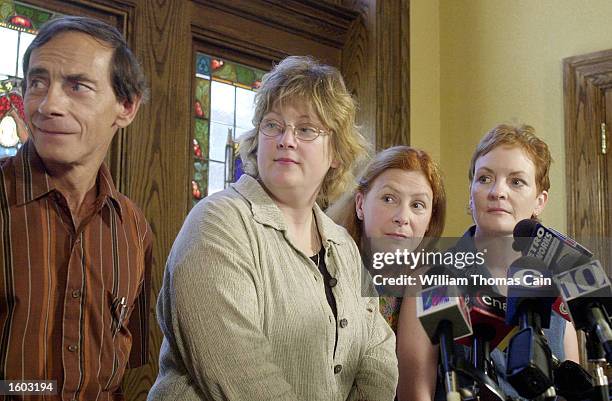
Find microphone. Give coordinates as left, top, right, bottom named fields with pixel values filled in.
left=512, top=220, right=590, bottom=323
left=417, top=275, right=471, bottom=401
left=553, top=360, right=595, bottom=401
left=418, top=266, right=472, bottom=340
left=417, top=284, right=473, bottom=342
left=505, top=256, right=557, bottom=400
left=552, top=297, right=572, bottom=322
left=513, top=219, right=592, bottom=273
left=505, top=256, right=557, bottom=329
left=553, top=259, right=612, bottom=362
left=456, top=290, right=514, bottom=401
left=457, top=290, right=513, bottom=376
left=584, top=332, right=611, bottom=401
left=458, top=291, right=515, bottom=349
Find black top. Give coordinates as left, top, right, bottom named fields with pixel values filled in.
left=311, top=248, right=338, bottom=354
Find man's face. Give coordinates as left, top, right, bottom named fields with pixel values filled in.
left=24, top=31, right=137, bottom=170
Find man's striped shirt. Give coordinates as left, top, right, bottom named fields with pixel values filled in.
left=0, top=141, right=152, bottom=400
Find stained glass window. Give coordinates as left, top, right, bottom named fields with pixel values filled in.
left=0, top=0, right=60, bottom=156
left=192, top=53, right=265, bottom=205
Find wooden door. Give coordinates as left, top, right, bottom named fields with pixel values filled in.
left=606, top=89, right=612, bottom=238
left=564, top=49, right=612, bottom=274
left=564, top=48, right=612, bottom=366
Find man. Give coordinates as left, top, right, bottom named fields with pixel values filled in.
left=0, top=16, right=152, bottom=400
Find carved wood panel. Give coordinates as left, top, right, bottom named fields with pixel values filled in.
left=341, top=0, right=376, bottom=146
left=341, top=0, right=410, bottom=150
left=376, top=0, right=410, bottom=149
left=120, top=1, right=193, bottom=399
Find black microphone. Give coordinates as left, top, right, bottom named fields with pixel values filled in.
left=513, top=219, right=592, bottom=273
left=457, top=290, right=512, bottom=377
left=505, top=256, right=557, bottom=400
left=584, top=332, right=611, bottom=401
left=456, top=290, right=513, bottom=401
left=554, top=259, right=612, bottom=362
left=417, top=267, right=471, bottom=401
left=505, top=256, right=557, bottom=329
left=553, top=360, right=595, bottom=401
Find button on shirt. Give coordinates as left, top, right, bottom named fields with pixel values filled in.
left=149, top=174, right=398, bottom=401
left=0, top=141, right=153, bottom=401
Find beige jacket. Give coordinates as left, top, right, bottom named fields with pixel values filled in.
left=148, top=174, right=398, bottom=401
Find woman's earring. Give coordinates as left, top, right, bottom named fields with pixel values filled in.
left=357, top=212, right=364, bottom=221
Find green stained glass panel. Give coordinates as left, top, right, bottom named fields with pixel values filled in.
left=211, top=59, right=265, bottom=89
left=14, top=3, right=52, bottom=29
left=211, top=59, right=237, bottom=82
left=192, top=161, right=208, bottom=204
left=194, top=77, right=209, bottom=119
left=194, top=119, right=209, bottom=159
left=193, top=160, right=206, bottom=182
left=0, top=1, right=16, bottom=21
left=192, top=52, right=267, bottom=204
left=235, top=65, right=264, bottom=89
left=234, top=65, right=255, bottom=88
left=194, top=118, right=208, bottom=143
left=0, top=1, right=58, bottom=33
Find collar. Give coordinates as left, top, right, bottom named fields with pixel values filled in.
left=454, top=225, right=478, bottom=252
left=453, top=225, right=493, bottom=279
left=231, top=174, right=346, bottom=245
left=14, top=140, right=123, bottom=218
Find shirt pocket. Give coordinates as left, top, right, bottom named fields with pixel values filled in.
left=102, top=295, right=134, bottom=391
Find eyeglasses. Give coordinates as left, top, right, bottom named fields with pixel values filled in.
left=259, top=119, right=330, bottom=142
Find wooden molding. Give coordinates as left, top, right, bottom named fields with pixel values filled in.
left=192, top=0, right=358, bottom=50
left=190, top=1, right=356, bottom=66
left=191, top=23, right=284, bottom=70
left=24, top=0, right=132, bottom=32
left=341, top=0, right=410, bottom=149
left=376, top=0, right=410, bottom=149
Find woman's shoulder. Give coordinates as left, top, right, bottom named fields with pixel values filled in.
left=191, top=186, right=248, bottom=219
left=176, top=186, right=254, bottom=251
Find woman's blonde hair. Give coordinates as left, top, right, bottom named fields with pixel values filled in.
left=238, top=55, right=368, bottom=206
left=327, top=146, right=446, bottom=246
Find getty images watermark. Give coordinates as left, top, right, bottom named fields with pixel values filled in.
left=360, top=236, right=608, bottom=297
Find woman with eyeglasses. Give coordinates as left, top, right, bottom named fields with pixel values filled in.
left=148, top=56, right=399, bottom=401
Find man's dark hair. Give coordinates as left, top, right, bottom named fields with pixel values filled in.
left=22, top=15, right=148, bottom=103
